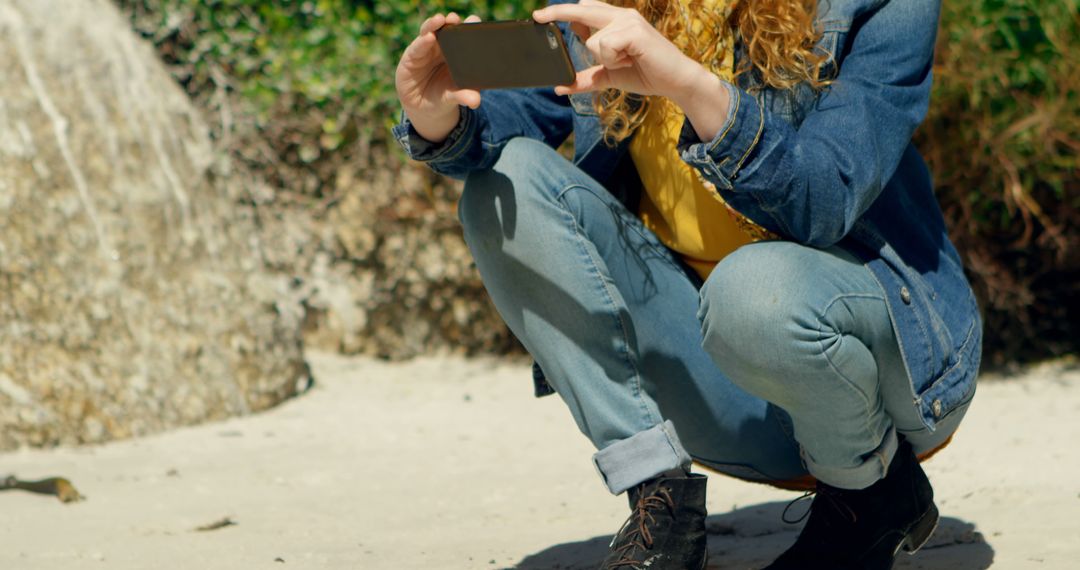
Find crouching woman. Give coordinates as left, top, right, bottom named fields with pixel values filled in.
left=393, top=0, right=981, bottom=568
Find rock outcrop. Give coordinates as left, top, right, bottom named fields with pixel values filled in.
left=0, top=0, right=309, bottom=449
left=298, top=161, right=519, bottom=359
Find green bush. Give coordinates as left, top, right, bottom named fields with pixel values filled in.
left=115, top=0, right=1078, bottom=364
left=917, top=0, right=1078, bottom=364
left=118, top=0, right=542, bottom=156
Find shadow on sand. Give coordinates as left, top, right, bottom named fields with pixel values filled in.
left=512, top=500, right=994, bottom=570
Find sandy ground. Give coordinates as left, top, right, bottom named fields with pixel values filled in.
left=1, top=352, right=1077, bottom=570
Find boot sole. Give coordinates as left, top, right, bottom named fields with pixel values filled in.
left=854, top=503, right=940, bottom=570
left=896, top=502, right=940, bottom=555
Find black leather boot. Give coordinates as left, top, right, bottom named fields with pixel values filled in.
left=598, top=472, right=708, bottom=570
left=765, top=439, right=939, bottom=570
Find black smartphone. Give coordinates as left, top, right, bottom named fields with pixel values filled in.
left=436, top=20, right=576, bottom=90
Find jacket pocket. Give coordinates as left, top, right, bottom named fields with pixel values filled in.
left=756, top=24, right=849, bottom=128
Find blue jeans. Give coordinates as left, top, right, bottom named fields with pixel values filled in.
left=458, top=138, right=969, bottom=494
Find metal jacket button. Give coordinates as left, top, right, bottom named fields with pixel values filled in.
left=932, top=399, right=943, bottom=418
left=900, top=286, right=912, bottom=305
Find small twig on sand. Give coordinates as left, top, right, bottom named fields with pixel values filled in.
left=194, top=517, right=238, bottom=532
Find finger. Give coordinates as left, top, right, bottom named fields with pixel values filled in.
left=464, top=14, right=481, bottom=23
left=608, top=55, right=633, bottom=69
left=554, top=65, right=611, bottom=95
left=578, top=0, right=611, bottom=6
left=402, top=30, right=440, bottom=63
left=419, top=13, right=446, bottom=36
left=587, top=31, right=617, bottom=69
left=586, top=25, right=634, bottom=69
left=445, top=12, right=462, bottom=25
left=533, top=4, right=618, bottom=28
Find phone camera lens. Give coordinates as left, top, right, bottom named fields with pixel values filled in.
left=547, top=29, right=558, bottom=49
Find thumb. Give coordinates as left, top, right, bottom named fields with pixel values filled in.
left=554, top=65, right=611, bottom=95
left=450, top=88, right=482, bottom=109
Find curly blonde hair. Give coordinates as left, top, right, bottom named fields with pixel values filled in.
left=595, top=0, right=830, bottom=145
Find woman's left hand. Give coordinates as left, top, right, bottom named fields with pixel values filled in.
left=532, top=0, right=706, bottom=100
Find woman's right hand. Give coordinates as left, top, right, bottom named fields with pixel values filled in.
left=395, top=13, right=482, bottom=144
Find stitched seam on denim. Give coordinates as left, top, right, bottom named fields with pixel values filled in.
left=817, top=19, right=852, bottom=32
left=708, top=84, right=740, bottom=153
left=573, top=135, right=601, bottom=167
left=690, top=457, right=777, bottom=481
left=908, top=292, right=935, bottom=390
left=880, top=244, right=938, bottom=391
left=904, top=265, right=949, bottom=351
left=859, top=260, right=925, bottom=418
left=773, top=406, right=797, bottom=441
left=555, top=185, right=688, bottom=277
left=738, top=118, right=795, bottom=238
left=815, top=293, right=888, bottom=447
left=570, top=93, right=598, bottom=117
left=921, top=317, right=979, bottom=395
left=430, top=108, right=476, bottom=164
left=804, top=431, right=892, bottom=484
left=556, top=184, right=660, bottom=428
left=878, top=243, right=935, bottom=393
left=820, top=32, right=839, bottom=66
left=896, top=392, right=974, bottom=438
left=933, top=391, right=976, bottom=422
left=733, top=96, right=766, bottom=175
left=660, top=422, right=688, bottom=468
left=871, top=430, right=897, bottom=475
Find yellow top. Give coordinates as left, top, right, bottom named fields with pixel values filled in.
left=629, top=0, right=770, bottom=279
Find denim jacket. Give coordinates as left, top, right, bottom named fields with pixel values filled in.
left=393, top=0, right=982, bottom=431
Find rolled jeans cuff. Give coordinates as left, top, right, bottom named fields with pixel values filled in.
left=803, top=427, right=899, bottom=490
left=592, top=420, right=692, bottom=495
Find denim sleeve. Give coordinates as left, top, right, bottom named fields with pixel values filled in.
left=392, top=105, right=477, bottom=164
left=677, top=0, right=941, bottom=247
left=392, top=86, right=575, bottom=181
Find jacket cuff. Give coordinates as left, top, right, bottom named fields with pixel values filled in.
left=677, top=81, right=765, bottom=191
left=391, top=106, right=477, bottom=163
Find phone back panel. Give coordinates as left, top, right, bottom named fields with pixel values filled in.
left=437, top=21, right=575, bottom=90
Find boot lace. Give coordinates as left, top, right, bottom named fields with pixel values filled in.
left=604, top=484, right=676, bottom=569
left=781, top=485, right=857, bottom=526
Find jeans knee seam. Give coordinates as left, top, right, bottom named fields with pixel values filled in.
left=555, top=192, right=661, bottom=428
left=557, top=184, right=686, bottom=277
left=815, top=293, right=889, bottom=443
